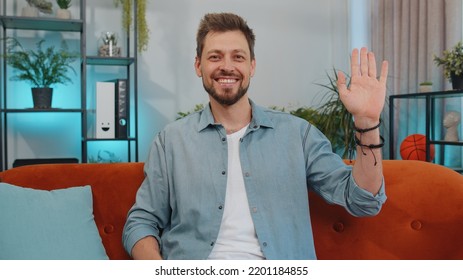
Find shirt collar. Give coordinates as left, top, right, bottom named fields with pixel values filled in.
left=198, top=99, right=274, bottom=132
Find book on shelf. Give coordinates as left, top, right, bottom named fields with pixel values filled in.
left=111, top=79, right=129, bottom=139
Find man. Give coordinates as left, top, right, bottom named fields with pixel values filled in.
left=123, top=12, right=388, bottom=260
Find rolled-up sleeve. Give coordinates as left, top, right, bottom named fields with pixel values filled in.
left=345, top=175, right=386, bottom=217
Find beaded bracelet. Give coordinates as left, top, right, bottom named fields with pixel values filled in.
left=353, top=119, right=382, bottom=133
left=354, top=135, right=385, bottom=166
left=354, top=135, right=385, bottom=149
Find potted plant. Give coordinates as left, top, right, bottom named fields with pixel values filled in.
left=419, top=81, right=433, bottom=93
left=433, top=41, right=463, bottom=89
left=2, top=38, right=80, bottom=109
left=308, top=69, right=356, bottom=158
left=22, top=0, right=53, bottom=17
left=56, top=0, right=72, bottom=19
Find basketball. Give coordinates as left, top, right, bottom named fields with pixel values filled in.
left=400, top=134, right=435, bottom=161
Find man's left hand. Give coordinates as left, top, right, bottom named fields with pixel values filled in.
left=337, top=47, right=388, bottom=123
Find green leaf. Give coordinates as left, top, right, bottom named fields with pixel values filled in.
left=1, top=38, right=80, bottom=88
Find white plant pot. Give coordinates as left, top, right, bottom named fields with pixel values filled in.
left=56, top=9, right=71, bottom=20
left=21, top=6, right=39, bottom=17
left=419, top=85, right=433, bottom=93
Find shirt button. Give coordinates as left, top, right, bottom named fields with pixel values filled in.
left=222, top=137, right=226, bottom=141
left=210, top=242, right=215, bottom=246
left=222, top=171, right=226, bottom=175
left=253, top=125, right=258, bottom=129
left=244, top=172, right=250, bottom=177
left=262, top=242, right=267, bottom=247
left=218, top=205, right=223, bottom=210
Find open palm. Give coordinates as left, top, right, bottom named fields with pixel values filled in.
left=337, top=47, right=388, bottom=122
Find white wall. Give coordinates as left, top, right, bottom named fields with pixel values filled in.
left=3, top=0, right=351, bottom=164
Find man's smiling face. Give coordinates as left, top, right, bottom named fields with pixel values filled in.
left=195, top=30, right=256, bottom=106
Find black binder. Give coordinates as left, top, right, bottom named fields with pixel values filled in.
left=111, top=79, right=129, bottom=139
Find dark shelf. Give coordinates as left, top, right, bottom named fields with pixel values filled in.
left=84, top=137, right=137, bottom=142
left=430, top=140, right=463, bottom=146
left=86, top=56, right=135, bottom=66
left=390, top=90, right=463, bottom=100
left=0, top=16, right=83, bottom=32
left=1, top=108, right=83, bottom=113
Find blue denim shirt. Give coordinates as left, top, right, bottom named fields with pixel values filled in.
left=123, top=100, right=386, bottom=260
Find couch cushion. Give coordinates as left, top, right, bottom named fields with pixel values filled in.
left=0, top=183, right=108, bottom=260
left=0, top=162, right=145, bottom=259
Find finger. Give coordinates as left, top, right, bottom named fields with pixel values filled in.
left=351, top=48, right=360, bottom=77
left=337, top=71, right=348, bottom=94
left=368, top=51, right=377, bottom=78
left=379, top=60, right=389, bottom=85
left=360, top=47, right=368, bottom=76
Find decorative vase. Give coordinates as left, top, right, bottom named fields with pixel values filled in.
left=21, top=6, right=39, bottom=17
left=56, top=9, right=71, bottom=20
left=98, top=32, right=121, bottom=57
left=450, top=72, right=463, bottom=90
left=32, top=88, right=53, bottom=109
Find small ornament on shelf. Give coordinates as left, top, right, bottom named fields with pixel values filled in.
left=98, top=32, right=121, bottom=57
left=22, top=0, right=53, bottom=17
left=443, top=111, right=461, bottom=142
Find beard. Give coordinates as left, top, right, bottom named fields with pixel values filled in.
left=202, top=70, right=250, bottom=106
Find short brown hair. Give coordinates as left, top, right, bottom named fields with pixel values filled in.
left=196, top=13, right=256, bottom=60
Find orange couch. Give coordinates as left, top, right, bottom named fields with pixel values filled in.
left=1, top=160, right=462, bottom=259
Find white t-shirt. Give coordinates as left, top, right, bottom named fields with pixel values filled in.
left=208, top=125, right=265, bottom=260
